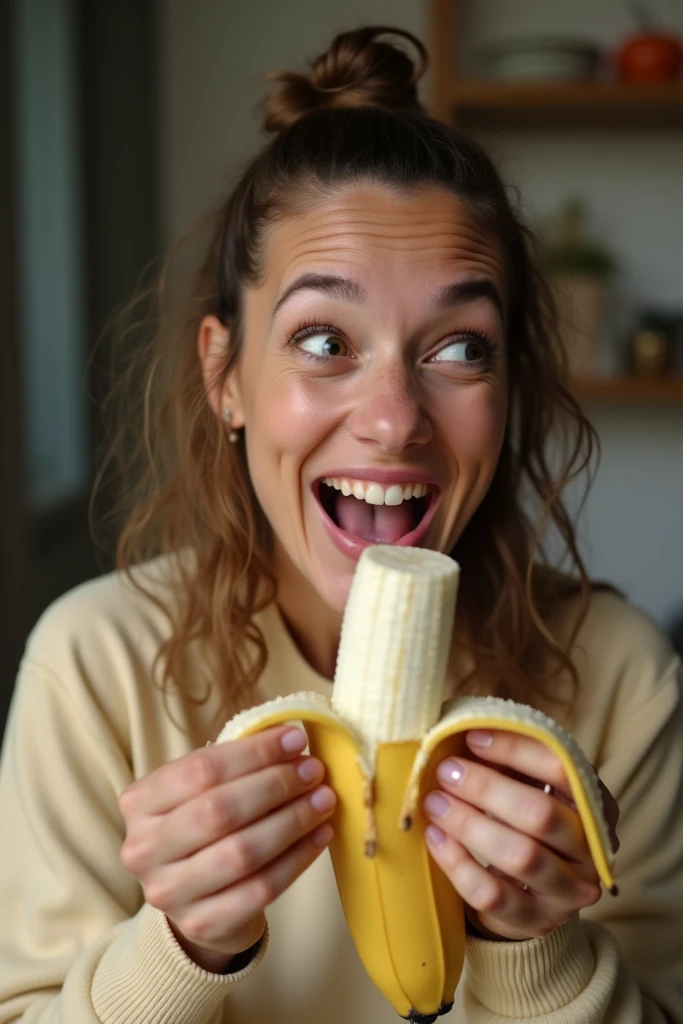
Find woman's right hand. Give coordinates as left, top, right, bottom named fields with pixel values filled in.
left=119, top=725, right=336, bottom=973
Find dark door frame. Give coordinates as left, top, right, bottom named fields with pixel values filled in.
left=0, top=0, right=30, bottom=732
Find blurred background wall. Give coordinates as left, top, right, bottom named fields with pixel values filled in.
left=2, top=0, right=682, bottom=734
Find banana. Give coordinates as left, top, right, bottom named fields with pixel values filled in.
left=217, top=546, right=617, bottom=1022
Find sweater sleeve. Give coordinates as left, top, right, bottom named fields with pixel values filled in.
left=0, top=655, right=267, bottom=1024
left=462, top=632, right=683, bottom=1022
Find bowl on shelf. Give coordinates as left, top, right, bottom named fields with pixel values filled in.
left=480, top=36, right=601, bottom=82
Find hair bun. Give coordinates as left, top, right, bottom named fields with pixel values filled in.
left=261, top=26, right=428, bottom=134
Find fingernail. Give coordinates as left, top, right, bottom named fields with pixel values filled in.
left=297, top=757, right=322, bottom=783
left=467, top=730, right=492, bottom=748
left=424, top=792, right=450, bottom=818
left=312, top=823, right=334, bottom=848
left=310, top=785, right=336, bottom=813
left=425, top=824, right=446, bottom=846
left=437, top=759, right=464, bottom=785
left=281, top=728, right=307, bottom=753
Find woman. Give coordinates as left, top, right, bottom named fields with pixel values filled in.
left=0, top=26, right=681, bottom=1024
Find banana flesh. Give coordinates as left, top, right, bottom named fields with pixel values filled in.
left=217, top=546, right=617, bottom=1022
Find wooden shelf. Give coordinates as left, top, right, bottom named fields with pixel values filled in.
left=573, top=376, right=683, bottom=402
left=449, top=80, right=683, bottom=129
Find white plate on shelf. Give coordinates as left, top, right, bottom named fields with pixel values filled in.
left=481, top=37, right=601, bottom=81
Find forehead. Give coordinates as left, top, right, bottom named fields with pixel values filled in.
left=259, top=184, right=506, bottom=295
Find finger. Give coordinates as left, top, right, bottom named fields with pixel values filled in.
left=423, top=791, right=600, bottom=905
left=465, top=730, right=574, bottom=803
left=165, top=824, right=334, bottom=948
left=424, top=827, right=536, bottom=941
left=150, top=785, right=337, bottom=908
left=120, top=726, right=308, bottom=816
left=151, top=756, right=326, bottom=863
left=433, top=756, right=588, bottom=862
left=502, top=768, right=577, bottom=810
left=466, top=734, right=620, bottom=856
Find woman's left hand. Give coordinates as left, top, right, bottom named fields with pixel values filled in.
left=422, top=729, right=620, bottom=942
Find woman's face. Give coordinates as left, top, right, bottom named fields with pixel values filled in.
left=203, top=184, right=508, bottom=612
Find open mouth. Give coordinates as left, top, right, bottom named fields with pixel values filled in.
left=315, top=477, right=437, bottom=546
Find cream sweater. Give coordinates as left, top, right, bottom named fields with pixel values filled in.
left=0, top=561, right=682, bottom=1023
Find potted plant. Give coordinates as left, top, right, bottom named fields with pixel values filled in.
left=545, top=198, right=618, bottom=379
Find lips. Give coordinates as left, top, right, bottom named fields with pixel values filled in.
left=313, top=474, right=441, bottom=561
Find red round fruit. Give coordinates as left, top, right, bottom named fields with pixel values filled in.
left=616, top=33, right=682, bottom=83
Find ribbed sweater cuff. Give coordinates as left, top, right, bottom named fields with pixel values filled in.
left=92, top=903, right=268, bottom=1023
left=465, top=915, right=595, bottom=1016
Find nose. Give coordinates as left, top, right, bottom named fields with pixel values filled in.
left=347, top=363, right=432, bottom=455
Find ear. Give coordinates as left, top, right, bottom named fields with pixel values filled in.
left=197, top=314, right=245, bottom=427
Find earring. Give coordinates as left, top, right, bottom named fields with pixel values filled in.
left=223, top=408, right=239, bottom=443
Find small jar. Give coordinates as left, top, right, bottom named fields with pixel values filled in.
left=627, top=329, right=671, bottom=378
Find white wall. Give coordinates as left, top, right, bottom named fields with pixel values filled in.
left=159, top=0, right=425, bottom=241
left=158, top=0, right=683, bottom=629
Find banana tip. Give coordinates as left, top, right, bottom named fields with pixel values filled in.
left=609, top=884, right=620, bottom=897
left=403, top=1000, right=454, bottom=1022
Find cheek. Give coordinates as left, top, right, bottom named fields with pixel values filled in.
left=441, top=388, right=507, bottom=469
left=245, top=370, right=340, bottom=460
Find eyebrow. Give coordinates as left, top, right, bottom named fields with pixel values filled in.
left=431, top=278, right=505, bottom=321
left=272, top=274, right=366, bottom=318
left=271, top=272, right=504, bottom=321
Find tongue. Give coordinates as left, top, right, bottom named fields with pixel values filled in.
left=334, top=493, right=414, bottom=543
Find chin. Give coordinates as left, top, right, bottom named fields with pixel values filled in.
left=310, top=560, right=357, bottom=614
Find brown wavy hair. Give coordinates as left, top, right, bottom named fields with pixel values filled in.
left=99, top=26, right=601, bottom=732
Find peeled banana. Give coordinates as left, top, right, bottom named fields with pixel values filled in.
left=217, top=546, right=617, bottom=1023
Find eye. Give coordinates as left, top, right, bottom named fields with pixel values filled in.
left=431, top=333, right=493, bottom=365
left=294, top=328, right=350, bottom=360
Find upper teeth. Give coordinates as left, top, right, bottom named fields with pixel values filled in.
left=322, top=478, right=429, bottom=506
